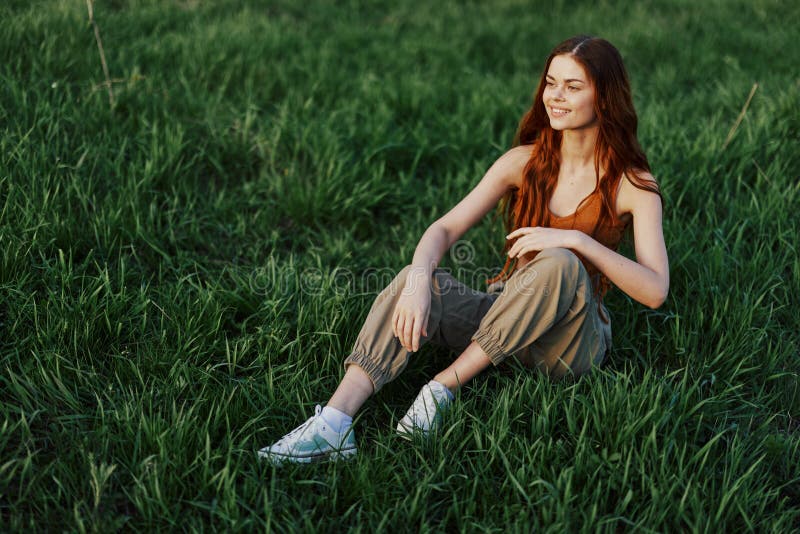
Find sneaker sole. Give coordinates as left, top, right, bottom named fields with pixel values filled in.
left=258, top=447, right=357, bottom=465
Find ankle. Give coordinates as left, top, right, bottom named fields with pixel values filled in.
left=431, top=374, right=458, bottom=396
left=326, top=365, right=375, bottom=417
left=428, top=379, right=455, bottom=401
left=321, top=405, right=353, bottom=432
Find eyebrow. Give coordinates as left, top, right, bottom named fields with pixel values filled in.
left=545, top=75, right=586, bottom=84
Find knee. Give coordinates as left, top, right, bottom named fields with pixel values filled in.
left=392, top=265, right=435, bottom=293
left=385, top=265, right=413, bottom=296
left=510, top=248, right=581, bottom=292
left=395, top=264, right=413, bottom=282
left=535, top=247, right=580, bottom=269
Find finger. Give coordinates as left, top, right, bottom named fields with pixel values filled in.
left=404, top=315, right=415, bottom=351
left=422, top=316, right=429, bottom=338
left=391, top=308, right=398, bottom=338
left=393, top=307, right=403, bottom=339
left=412, top=315, right=422, bottom=352
left=403, top=315, right=414, bottom=352
left=506, top=227, right=530, bottom=239
left=506, top=226, right=539, bottom=239
left=395, top=313, right=406, bottom=345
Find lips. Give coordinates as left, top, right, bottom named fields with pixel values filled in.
left=549, top=106, right=571, bottom=117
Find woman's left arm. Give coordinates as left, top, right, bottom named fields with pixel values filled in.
left=506, top=176, right=669, bottom=309
left=572, top=178, right=669, bottom=309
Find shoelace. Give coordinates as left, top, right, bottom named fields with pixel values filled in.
left=278, top=405, right=322, bottom=444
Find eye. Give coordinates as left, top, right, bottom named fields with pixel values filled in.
left=545, top=81, right=555, bottom=87
left=568, top=85, right=580, bottom=91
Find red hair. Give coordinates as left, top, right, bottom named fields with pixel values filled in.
left=489, top=35, right=661, bottom=284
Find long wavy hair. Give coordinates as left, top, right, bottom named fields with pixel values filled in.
left=489, top=35, right=661, bottom=284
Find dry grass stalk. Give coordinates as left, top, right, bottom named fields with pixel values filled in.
left=722, top=83, right=759, bottom=150
left=86, top=0, right=115, bottom=109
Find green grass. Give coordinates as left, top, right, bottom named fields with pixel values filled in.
left=1, top=0, right=798, bottom=531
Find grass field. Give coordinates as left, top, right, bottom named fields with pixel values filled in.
left=1, top=0, right=799, bottom=531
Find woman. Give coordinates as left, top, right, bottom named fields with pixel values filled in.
left=259, top=35, right=669, bottom=464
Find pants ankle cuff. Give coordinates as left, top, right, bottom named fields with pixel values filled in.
left=344, top=351, right=386, bottom=393
left=471, top=329, right=507, bottom=366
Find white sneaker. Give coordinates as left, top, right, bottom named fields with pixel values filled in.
left=396, top=381, right=453, bottom=438
left=258, top=405, right=357, bottom=465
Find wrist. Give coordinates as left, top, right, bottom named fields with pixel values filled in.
left=407, top=265, right=433, bottom=281
left=570, top=230, right=585, bottom=251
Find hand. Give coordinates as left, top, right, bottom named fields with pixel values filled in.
left=506, top=227, right=580, bottom=258
left=391, top=268, right=431, bottom=353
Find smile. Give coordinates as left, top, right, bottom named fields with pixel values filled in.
left=550, top=107, right=571, bottom=117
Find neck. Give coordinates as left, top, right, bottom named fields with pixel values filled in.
left=559, top=126, right=599, bottom=172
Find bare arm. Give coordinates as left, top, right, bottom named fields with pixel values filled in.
left=572, top=174, right=670, bottom=309
left=485, top=168, right=668, bottom=310
left=406, top=145, right=529, bottom=280
left=392, top=146, right=529, bottom=352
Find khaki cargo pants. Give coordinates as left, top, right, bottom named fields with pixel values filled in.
left=344, top=247, right=612, bottom=393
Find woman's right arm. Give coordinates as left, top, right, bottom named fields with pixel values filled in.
left=392, top=145, right=530, bottom=352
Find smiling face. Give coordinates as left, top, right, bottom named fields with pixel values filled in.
left=542, top=54, right=598, bottom=131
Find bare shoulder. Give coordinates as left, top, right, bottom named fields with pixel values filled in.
left=491, top=144, right=532, bottom=189
left=505, top=143, right=534, bottom=161
left=617, top=169, right=662, bottom=218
